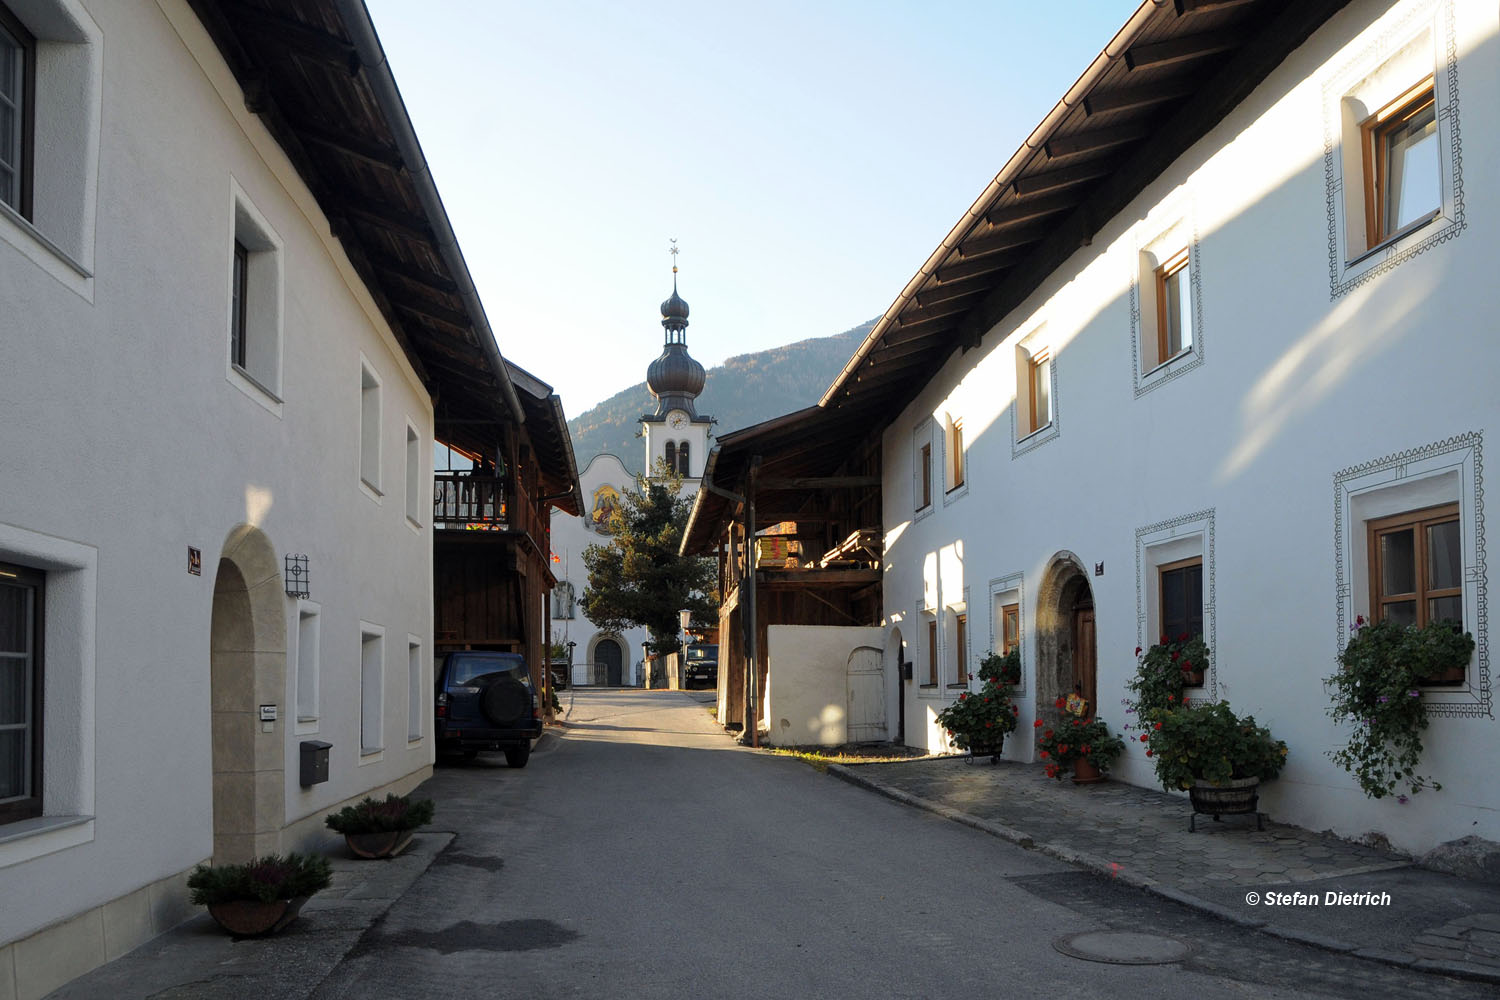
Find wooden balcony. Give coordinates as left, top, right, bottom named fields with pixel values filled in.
left=432, top=473, right=551, bottom=564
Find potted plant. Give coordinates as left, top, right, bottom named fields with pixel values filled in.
left=188, top=853, right=332, bottom=936
left=1326, top=615, right=1474, bottom=800
left=1127, top=635, right=1209, bottom=718
left=325, top=793, right=435, bottom=859
left=935, top=651, right=1018, bottom=759
left=1142, top=699, right=1286, bottom=829
left=1036, top=713, right=1125, bottom=784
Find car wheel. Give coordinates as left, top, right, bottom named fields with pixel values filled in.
left=504, top=744, right=530, bottom=768
left=462, top=749, right=479, bottom=761
left=480, top=677, right=529, bottom=727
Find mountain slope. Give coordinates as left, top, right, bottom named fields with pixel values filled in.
left=566, top=318, right=877, bottom=475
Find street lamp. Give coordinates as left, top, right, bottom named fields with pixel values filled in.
left=679, top=609, right=691, bottom=690
left=565, top=640, right=576, bottom=688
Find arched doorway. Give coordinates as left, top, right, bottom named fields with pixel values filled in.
left=594, top=637, right=623, bottom=686
left=1036, top=551, right=1097, bottom=725
left=210, top=524, right=286, bottom=863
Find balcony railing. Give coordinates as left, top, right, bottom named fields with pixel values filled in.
left=434, top=473, right=508, bottom=529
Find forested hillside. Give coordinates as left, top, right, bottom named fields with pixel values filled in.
left=566, top=318, right=877, bottom=474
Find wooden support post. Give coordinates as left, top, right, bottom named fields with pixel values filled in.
left=744, top=457, right=761, bottom=746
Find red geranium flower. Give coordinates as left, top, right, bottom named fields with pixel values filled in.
left=959, top=692, right=968, bottom=700
left=1135, top=646, right=1142, bottom=656
left=1054, top=697, right=1066, bottom=710
left=1059, top=744, right=1069, bottom=754
left=1040, top=750, right=1050, bottom=759
left=1139, top=734, right=1149, bottom=742
left=1160, top=635, right=1168, bottom=644
left=1154, top=721, right=1162, bottom=730
left=1082, top=745, right=1090, bottom=754
left=1034, top=719, right=1044, bottom=728
left=1145, top=749, right=1153, bottom=757
left=1171, top=651, right=1180, bottom=661
left=1182, top=660, right=1192, bottom=670
left=1167, top=694, right=1175, bottom=703
left=1044, top=729, right=1053, bottom=739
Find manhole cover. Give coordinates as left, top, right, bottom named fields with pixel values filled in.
left=1053, top=931, right=1195, bottom=965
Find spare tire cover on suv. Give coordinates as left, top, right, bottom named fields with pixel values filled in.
left=481, top=676, right=529, bottom=726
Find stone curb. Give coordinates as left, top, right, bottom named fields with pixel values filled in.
left=824, top=764, right=1500, bottom=987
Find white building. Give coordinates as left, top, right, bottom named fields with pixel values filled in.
left=0, top=1, right=559, bottom=994
left=551, top=273, right=712, bottom=685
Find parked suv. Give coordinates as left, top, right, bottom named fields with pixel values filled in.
left=435, top=651, right=542, bottom=767
left=684, top=643, right=718, bottom=688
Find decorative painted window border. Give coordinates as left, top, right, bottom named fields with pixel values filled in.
left=1332, top=431, right=1487, bottom=718
left=941, top=413, right=969, bottom=507
left=1135, top=509, right=1217, bottom=702
left=1321, top=0, right=1464, bottom=298
left=913, top=418, right=935, bottom=523
left=988, top=572, right=1025, bottom=696
left=1128, top=203, right=1205, bottom=397
left=1011, top=345, right=1061, bottom=460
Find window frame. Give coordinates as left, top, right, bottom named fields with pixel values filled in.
left=230, top=240, right=249, bottom=371
left=1153, top=247, right=1192, bottom=366
left=0, top=561, right=43, bottom=824
left=0, top=2, right=36, bottom=221
left=1360, top=78, right=1439, bottom=253
left=359, top=359, right=383, bottom=496
left=1158, top=555, right=1205, bottom=687
left=1027, top=348, right=1052, bottom=435
left=677, top=441, right=690, bottom=477
left=925, top=617, right=937, bottom=687
left=359, top=625, right=384, bottom=757
left=950, top=612, right=967, bottom=688
left=946, top=418, right=964, bottom=493
left=919, top=442, right=932, bottom=510
left=1367, top=501, right=1463, bottom=685
left=1000, top=603, right=1019, bottom=656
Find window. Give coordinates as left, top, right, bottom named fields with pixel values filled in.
left=405, top=423, right=421, bottom=524
left=1159, top=557, right=1204, bottom=686
left=1368, top=503, right=1463, bottom=684
left=952, top=613, right=967, bottom=686
left=926, top=618, right=937, bottom=686
left=1013, top=330, right=1059, bottom=455
left=294, top=603, right=319, bottom=725
left=229, top=185, right=284, bottom=403
left=919, top=443, right=932, bottom=509
left=1000, top=603, right=1019, bottom=655
left=360, top=360, right=381, bottom=494
left=946, top=418, right=965, bottom=492
left=360, top=627, right=383, bottom=754
left=0, top=4, right=34, bottom=219
left=407, top=638, right=422, bottom=742
left=1154, top=248, right=1192, bottom=364
left=1027, top=349, right=1051, bottom=434
left=677, top=441, right=690, bottom=477
left=1361, top=80, right=1438, bottom=250
left=664, top=440, right=676, bottom=474
left=0, top=562, right=42, bottom=824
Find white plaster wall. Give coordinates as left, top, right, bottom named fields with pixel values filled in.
left=882, top=0, right=1500, bottom=854
left=0, top=0, right=434, bottom=945
left=763, top=626, right=886, bottom=746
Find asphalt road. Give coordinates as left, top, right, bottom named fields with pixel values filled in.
left=308, top=690, right=1490, bottom=1000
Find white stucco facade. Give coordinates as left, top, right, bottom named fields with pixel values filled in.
left=0, top=0, right=437, bottom=983
left=882, top=0, right=1498, bottom=854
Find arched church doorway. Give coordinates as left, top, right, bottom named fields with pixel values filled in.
left=210, top=524, right=286, bottom=863
left=594, top=637, right=623, bottom=686
left=1036, top=552, right=1097, bottom=724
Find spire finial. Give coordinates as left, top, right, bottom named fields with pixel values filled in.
left=669, top=238, right=679, bottom=286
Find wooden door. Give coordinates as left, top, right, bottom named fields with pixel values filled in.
left=1073, top=607, right=1097, bottom=718
left=596, top=638, right=623, bottom=686
left=846, top=646, right=887, bottom=742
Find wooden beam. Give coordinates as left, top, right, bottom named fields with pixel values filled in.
left=1044, top=123, right=1149, bottom=159
left=983, top=191, right=1080, bottom=228
left=342, top=196, right=434, bottom=243
left=868, top=333, right=948, bottom=366
left=386, top=287, right=473, bottom=332
left=756, top=568, right=882, bottom=588
left=895, top=294, right=974, bottom=327
left=915, top=274, right=993, bottom=307
left=758, top=476, right=881, bottom=490
left=956, top=222, right=1051, bottom=260
left=1011, top=158, right=1119, bottom=197
left=1175, top=0, right=1256, bottom=14
left=1083, top=80, right=1196, bottom=116
left=290, top=116, right=405, bottom=170
left=1125, top=30, right=1239, bottom=71
left=394, top=300, right=474, bottom=339
left=935, top=247, right=1028, bottom=284
left=220, top=0, right=360, bottom=73
left=887, top=312, right=958, bottom=340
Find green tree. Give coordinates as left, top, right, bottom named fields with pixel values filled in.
left=581, top=464, right=718, bottom=655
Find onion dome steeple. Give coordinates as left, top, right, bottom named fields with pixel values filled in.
left=646, top=242, right=706, bottom=419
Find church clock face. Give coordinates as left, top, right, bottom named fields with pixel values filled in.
left=667, top=410, right=688, bottom=429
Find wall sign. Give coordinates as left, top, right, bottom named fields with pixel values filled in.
left=188, top=547, right=201, bottom=576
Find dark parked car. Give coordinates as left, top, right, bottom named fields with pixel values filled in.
left=684, top=643, right=718, bottom=688
left=435, top=651, right=542, bottom=767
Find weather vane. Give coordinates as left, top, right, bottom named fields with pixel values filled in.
left=669, top=238, right=679, bottom=274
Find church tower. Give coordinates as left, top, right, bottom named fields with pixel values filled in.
left=641, top=249, right=710, bottom=482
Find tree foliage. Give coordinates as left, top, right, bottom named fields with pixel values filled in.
left=581, top=464, right=718, bottom=655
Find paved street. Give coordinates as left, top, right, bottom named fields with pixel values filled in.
left=52, top=690, right=1495, bottom=999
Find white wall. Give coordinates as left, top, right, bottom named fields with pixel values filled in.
left=0, top=0, right=433, bottom=947
left=763, top=626, right=886, bottom=746
left=881, top=0, right=1500, bottom=854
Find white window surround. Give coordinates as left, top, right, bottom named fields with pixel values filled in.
left=989, top=572, right=1025, bottom=696
left=359, top=623, right=384, bottom=759
left=942, top=413, right=968, bottom=505
left=917, top=603, right=941, bottom=699
left=912, top=419, right=935, bottom=522
left=1136, top=509, right=1216, bottom=700
left=1130, top=209, right=1204, bottom=396
left=227, top=178, right=285, bottom=415
left=0, top=520, right=95, bottom=870
left=946, top=589, right=970, bottom=691
left=404, top=420, right=422, bottom=529
left=1334, top=433, right=1485, bottom=717
left=1012, top=326, right=1060, bottom=458
left=292, top=600, right=319, bottom=734
left=359, top=356, right=382, bottom=499
left=406, top=635, right=422, bottom=744
left=0, top=0, right=100, bottom=301
left=1322, top=0, right=1463, bottom=296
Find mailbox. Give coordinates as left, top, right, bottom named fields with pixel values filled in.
left=299, top=740, right=331, bottom=787
left=899, top=660, right=913, bottom=681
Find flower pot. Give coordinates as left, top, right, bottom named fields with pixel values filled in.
left=965, top=738, right=1004, bottom=763
left=206, top=896, right=309, bottom=936
left=1188, top=777, right=1263, bottom=832
left=1072, top=757, right=1105, bottom=785
left=344, top=829, right=415, bottom=859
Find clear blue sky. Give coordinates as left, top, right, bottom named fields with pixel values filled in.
left=364, top=1, right=1138, bottom=415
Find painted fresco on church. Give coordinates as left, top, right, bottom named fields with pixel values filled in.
left=590, top=484, right=622, bottom=534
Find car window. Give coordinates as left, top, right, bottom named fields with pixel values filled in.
left=447, top=655, right=528, bottom=687
left=687, top=646, right=717, bottom=661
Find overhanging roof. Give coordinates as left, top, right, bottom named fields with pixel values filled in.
left=819, top=0, right=1351, bottom=426
left=508, top=363, right=583, bottom=517
left=188, top=0, right=527, bottom=431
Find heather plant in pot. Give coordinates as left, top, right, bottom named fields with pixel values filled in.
left=935, top=651, right=1018, bottom=757
left=188, top=853, right=332, bottom=936
left=325, top=793, right=435, bottom=859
